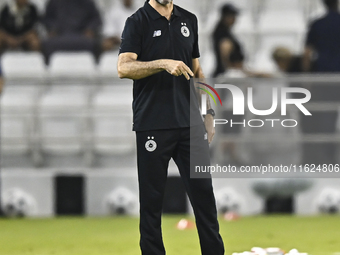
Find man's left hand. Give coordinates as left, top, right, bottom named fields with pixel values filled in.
left=204, top=114, right=215, bottom=144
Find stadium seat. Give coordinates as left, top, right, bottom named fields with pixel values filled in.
left=258, top=10, right=306, bottom=34
left=1, top=85, right=40, bottom=111
left=0, top=104, right=39, bottom=167
left=1, top=83, right=42, bottom=166
left=1, top=115, right=32, bottom=155
left=2, top=52, right=47, bottom=80
left=91, top=83, right=135, bottom=155
left=48, top=52, right=97, bottom=80
left=1, top=53, right=45, bottom=167
left=261, top=0, right=306, bottom=11
left=1, top=52, right=45, bottom=163
left=1, top=52, right=46, bottom=157
left=98, top=51, right=119, bottom=77
left=37, top=85, right=90, bottom=166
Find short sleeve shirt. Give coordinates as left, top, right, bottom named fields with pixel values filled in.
left=119, top=1, right=202, bottom=131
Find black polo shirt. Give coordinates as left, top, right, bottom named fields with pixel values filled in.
left=119, top=1, right=202, bottom=131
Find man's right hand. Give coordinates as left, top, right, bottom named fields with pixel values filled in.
left=163, top=60, right=194, bottom=80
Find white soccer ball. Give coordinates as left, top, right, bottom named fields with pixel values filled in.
left=316, top=188, right=340, bottom=214
left=215, top=187, right=242, bottom=214
left=104, top=187, right=137, bottom=215
left=1, top=188, right=36, bottom=217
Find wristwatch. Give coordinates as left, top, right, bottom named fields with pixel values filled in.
left=204, top=109, right=215, bottom=118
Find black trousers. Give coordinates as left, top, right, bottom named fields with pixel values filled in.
left=136, top=125, right=224, bottom=255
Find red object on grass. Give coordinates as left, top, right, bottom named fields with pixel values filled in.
left=223, top=212, right=240, bottom=221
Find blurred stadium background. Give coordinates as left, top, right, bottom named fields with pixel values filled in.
left=0, top=0, right=340, bottom=254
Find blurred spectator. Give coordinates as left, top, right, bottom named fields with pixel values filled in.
left=304, top=0, right=340, bottom=72
left=272, top=47, right=304, bottom=73
left=212, top=3, right=244, bottom=78
left=219, top=50, right=246, bottom=78
left=0, top=0, right=40, bottom=53
left=301, top=0, right=340, bottom=164
left=219, top=48, right=270, bottom=78
left=102, top=0, right=135, bottom=51
left=42, top=0, right=102, bottom=63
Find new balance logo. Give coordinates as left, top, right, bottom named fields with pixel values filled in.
left=204, top=133, right=208, bottom=140
left=153, top=30, right=161, bottom=37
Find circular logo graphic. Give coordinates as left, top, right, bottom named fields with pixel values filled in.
left=181, top=26, right=190, bottom=37
left=145, top=140, right=157, bottom=152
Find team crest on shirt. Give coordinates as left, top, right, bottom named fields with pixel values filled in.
left=180, top=23, right=190, bottom=37
left=145, top=136, right=157, bottom=152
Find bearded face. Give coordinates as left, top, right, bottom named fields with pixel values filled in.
left=155, top=0, right=173, bottom=6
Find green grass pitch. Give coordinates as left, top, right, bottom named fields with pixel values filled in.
left=0, top=215, right=339, bottom=255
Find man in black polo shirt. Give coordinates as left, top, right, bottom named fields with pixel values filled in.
left=117, top=0, right=224, bottom=254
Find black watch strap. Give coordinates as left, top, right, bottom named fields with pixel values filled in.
left=205, top=109, right=215, bottom=117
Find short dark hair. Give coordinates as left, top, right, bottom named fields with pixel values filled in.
left=221, top=4, right=239, bottom=16
left=323, top=0, right=338, bottom=9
